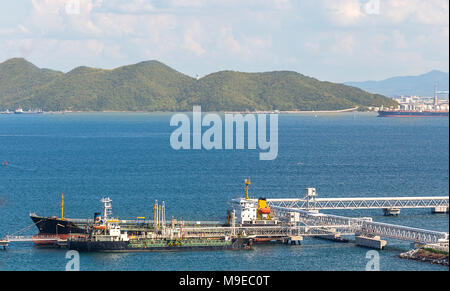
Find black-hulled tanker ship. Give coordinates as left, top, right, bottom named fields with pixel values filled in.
left=379, top=87, right=449, bottom=117
left=66, top=197, right=252, bottom=252
left=378, top=110, right=449, bottom=117
left=68, top=231, right=252, bottom=253
left=29, top=195, right=91, bottom=245
left=30, top=214, right=88, bottom=237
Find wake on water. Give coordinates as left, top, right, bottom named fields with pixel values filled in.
left=1, top=163, right=37, bottom=172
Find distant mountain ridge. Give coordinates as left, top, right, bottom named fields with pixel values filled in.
left=0, top=58, right=397, bottom=111
left=345, top=70, right=449, bottom=97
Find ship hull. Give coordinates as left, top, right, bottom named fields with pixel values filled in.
left=378, top=111, right=449, bottom=117
left=68, top=238, right=252, bottom=252
left=30, top=214, right=87, bottom=244
left=252, top=237, right=286, bottom=244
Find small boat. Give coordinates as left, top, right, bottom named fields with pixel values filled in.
left=14, top=108, right=44, bottom=115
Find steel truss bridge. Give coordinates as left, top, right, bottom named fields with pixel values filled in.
left=259, top=196, right=449, bottom=211
left=271, top=206, right=449, bottom=245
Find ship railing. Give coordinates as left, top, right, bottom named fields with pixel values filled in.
left=5, top=235, right=60, bottom=242
left=68, top=218, right=223, bottom=226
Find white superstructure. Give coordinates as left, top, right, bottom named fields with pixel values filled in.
left=232, top=198, right=257, bottom=224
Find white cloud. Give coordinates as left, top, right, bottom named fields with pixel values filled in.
left=323, top=0, right=364, bottom=26
left=183, top=20, right=206, bottom=56
left=272, top=0, right=292, bottom=10
left=219, top=26, right=246, bottom=55
left=98, top=0, right=155, bottom=14
left=26, top=0, right=102, bottom=36
left=304, top=42, right=320, bottom=53
left=0, top=0, right=447, bottom=81
left=330, top=34, right=356, bottom=55
left=321, top=0, right=449, bottom=27
left=443, top=26, right=450, bottom=40
left=169, top=0, right=206, bottom=8
left=118, top=0, right=155, bottom=13
left=392, top=30, right=407, bottom=50
left=382, top=0, right=449, bottom=25
left=0, top=28, right=16, bottom=36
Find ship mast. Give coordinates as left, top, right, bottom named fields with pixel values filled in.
left=61, top=194, right=64, bottom=220
left=245, top=178, right=251, bottom=200
left=100, top=197, right=112, bottom=222
left=154, top=200, right=158, bottom=229
left=161, top=201, right=166, bottom=232
left=434, top=83, right=439, bottom=107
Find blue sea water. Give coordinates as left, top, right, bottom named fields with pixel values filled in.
left=0, top=112, right=448, bottom=271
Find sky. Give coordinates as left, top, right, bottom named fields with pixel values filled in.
left=0, top=0, right=448, bottom=83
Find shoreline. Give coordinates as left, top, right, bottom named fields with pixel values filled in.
left=398, top=248, right=449, bottom=267
left=2, top=107, right=365, bottom=115
left=224, top=107, right=360, bottom=114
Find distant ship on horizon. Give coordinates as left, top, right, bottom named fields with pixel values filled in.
left=14, top=107, right=43, bottom=115
left=379, top=85, right=449, bottom=117
left=378, top=110, right=449, bottom=117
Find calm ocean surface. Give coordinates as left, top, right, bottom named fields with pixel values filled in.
left=0, top=112, right=448, bottom=271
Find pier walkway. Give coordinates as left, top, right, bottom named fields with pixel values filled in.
left=272, top=206, right=449, bottom=245
left=0, top=235, right=63, bottom=249
left=2, top=235, right=60, bottom=242
left=178, top=225, right=356, bottom=239
left=261, top=196, right=449, bottom=212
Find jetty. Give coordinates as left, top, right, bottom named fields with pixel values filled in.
left=1, top=182, right=448, bottom=253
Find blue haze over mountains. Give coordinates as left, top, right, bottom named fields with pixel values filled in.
left=345, top=70, right=449, bottom=98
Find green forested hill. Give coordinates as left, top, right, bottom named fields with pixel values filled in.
left=28, top=60, right=194, bottom=111
left=180, top=71, right=395, bottom=111
left=0, top=58, right=397, bottom=111
left=0, top=58, right=63, bottom=108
